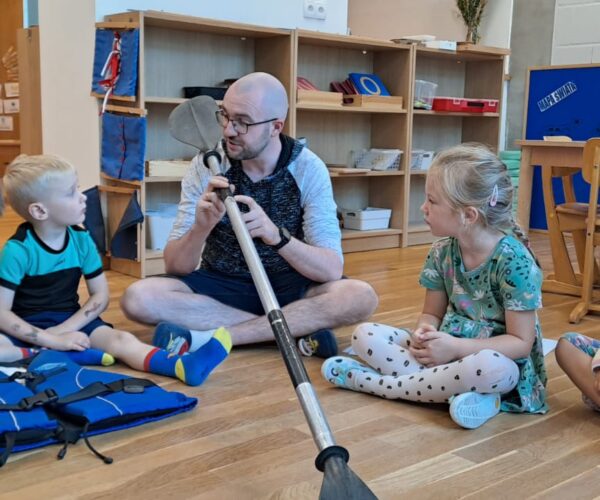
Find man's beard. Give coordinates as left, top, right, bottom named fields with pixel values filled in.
left=226, top=128, right=271, bottom=160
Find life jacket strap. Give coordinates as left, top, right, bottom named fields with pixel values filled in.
left=56, top=378, right=155, bottom=405
left=0, top=388, right=58, bottom=411
left=0, top=432, right=16, bottom=466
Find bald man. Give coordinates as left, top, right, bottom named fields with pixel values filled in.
left=121, top=73, right=378, bottom=358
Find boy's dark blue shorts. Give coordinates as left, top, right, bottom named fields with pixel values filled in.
left=176, top=268, right=317, bottom=317
left=3, top=311, right=113, bottom=348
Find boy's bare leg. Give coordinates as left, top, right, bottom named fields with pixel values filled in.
left=0, top=334, right=34, bottom=362
left=90, top=325, right=231, bottom=387
left=90, top=326, right=153, bottom=370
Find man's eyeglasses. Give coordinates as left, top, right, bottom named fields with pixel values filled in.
left=215, top=109, right=277, bottom=135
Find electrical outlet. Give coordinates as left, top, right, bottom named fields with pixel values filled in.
left=304, top=0, right=327, bottom=20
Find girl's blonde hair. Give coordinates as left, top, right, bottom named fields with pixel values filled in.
left=3, top=154, right=75, bottom=220
left=427, top=143, right=532, bottom=251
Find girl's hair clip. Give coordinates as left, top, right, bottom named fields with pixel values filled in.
left=489, top=184, right=499, bottom=207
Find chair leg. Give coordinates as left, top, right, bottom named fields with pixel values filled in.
left=571, top=229, right=587, bottom=275
left=570, top=236, right=600, bottom=324
left=569, top=301, right=589, bottom=324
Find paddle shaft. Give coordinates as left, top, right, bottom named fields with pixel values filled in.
left=203, top=152, right=336, bottom=452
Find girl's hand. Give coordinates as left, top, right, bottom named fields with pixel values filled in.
left=409, top=330, right=459, bottom=367
left=411, top=324, right=436, bottom=349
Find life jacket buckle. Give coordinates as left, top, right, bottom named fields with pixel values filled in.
left=19, top=388, right=58, bottom=410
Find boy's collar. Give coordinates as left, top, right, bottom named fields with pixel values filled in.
left=27, top=222, right=70, bottom=254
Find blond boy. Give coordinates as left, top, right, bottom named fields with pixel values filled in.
left=0, top=155, right=230, bottom=385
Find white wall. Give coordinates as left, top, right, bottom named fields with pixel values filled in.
left=479, top=0, right=513, bottom=151
left=38, top=0, right=348, bottom=189
left=96, top=0, right=348, bottom=33
left=552, top=0, right=600, bottom=64
left=38, top=0, right=99, bottom=189
left=479, top=0, right=513, bottom=48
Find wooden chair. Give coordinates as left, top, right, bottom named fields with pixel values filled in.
left=569, top=138, right=600, bottom=323
left=542, top=152, right=590, bottom=295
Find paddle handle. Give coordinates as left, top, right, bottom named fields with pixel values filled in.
left=203, top=151, right=337, bottom=451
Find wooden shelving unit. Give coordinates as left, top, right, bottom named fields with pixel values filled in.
left=406, top=45, right=506, bottom=246
left=293, top=30, right=412, bottom=253
left=100, top=10, right=294, bottom=277
left=98, top=10, right=508, bottom=276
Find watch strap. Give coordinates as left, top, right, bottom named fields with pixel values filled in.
left=272, top=227, right=291, bottom=250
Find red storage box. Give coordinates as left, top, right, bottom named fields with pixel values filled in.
left=432, top=97, right=498, bottom=113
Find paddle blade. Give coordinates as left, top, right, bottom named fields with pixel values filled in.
left=168, top=95, right=222, bottom=152
left=320, top=455, right=377, bottom=500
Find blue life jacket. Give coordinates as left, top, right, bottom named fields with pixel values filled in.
left=0, top=350, right=197, bottom=466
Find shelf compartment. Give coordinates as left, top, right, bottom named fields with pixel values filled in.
left=405, top=223, right=435, bottom=246
left=341, top=228, right=402, bottom=253
left=412, top=113, right=500, bottom=152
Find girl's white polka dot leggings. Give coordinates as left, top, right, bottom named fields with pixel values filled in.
left=349, top=322, right=519, bottom=403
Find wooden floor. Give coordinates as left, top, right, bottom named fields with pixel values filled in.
left=0, top=208, right=599, bottom=499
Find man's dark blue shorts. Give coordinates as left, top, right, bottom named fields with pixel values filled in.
left=4, top=311, right=113, bottom=347
left=176, top=268, right=317, bottom=316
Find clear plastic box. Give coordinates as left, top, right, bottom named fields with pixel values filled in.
left=414, top=80, right=438, bottom=110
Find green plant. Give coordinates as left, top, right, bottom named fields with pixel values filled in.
left=456, top=0, right=487, bottom=44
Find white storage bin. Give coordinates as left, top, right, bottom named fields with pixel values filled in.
left=353, top=149, right=403, bottom=171
left=420, top=151, right=434, bottom=170
left=410, top=150, right=424, bottom=169
left=145, top=204, right=178, bottom=250
left=342, top=207, right=392, bottom=230
left=411, top=149, right=435, bottom=170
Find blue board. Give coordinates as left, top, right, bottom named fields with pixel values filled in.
left=525, top=65, right=600, bottom=229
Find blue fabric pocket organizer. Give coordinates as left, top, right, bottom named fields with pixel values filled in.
left=91, top=29, right=139, bottom=97
left=83, top=187, right=144, bottom=260
left=83, top=186, right=106, bottom=255
left=110, top=193, right=144, bottom=260
left=101, top=112, right=146, bottom=181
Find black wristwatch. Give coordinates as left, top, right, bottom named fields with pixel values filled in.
left=272, top=227, right=292, bottom=250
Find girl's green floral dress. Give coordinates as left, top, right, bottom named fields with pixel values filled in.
left=419, top=235, right=548, bottom=413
